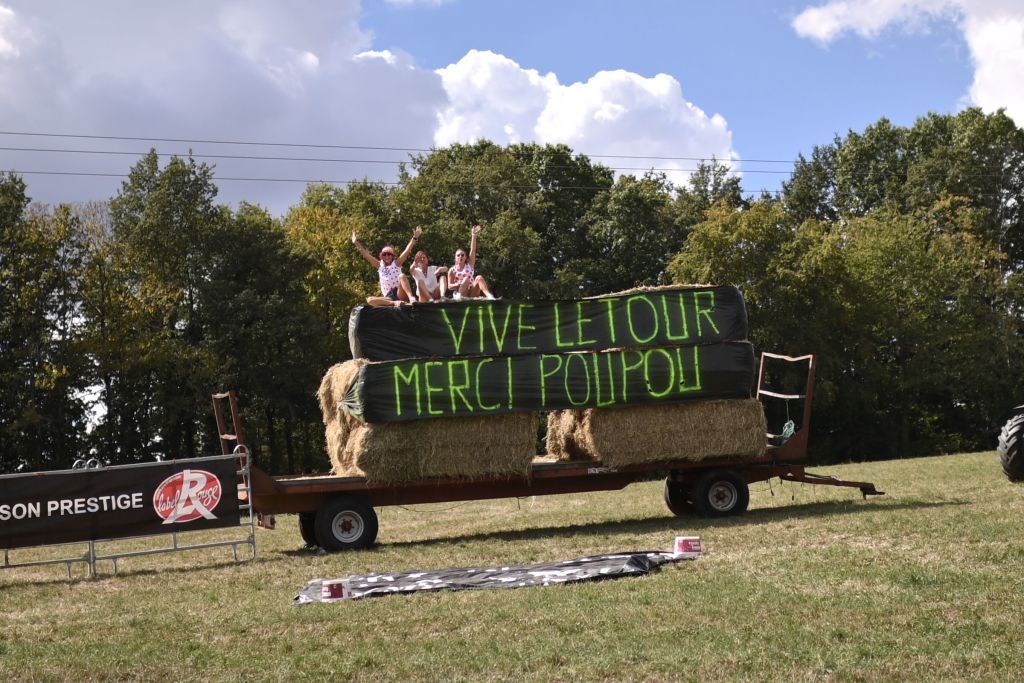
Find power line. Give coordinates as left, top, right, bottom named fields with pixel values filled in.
left=6, top=168, right=787, bottom=194
left=0, top=145, right=801, bottom=175
left=0, top=129, right=794, bottom=164
left=4, top=136, right=1019, bottom=185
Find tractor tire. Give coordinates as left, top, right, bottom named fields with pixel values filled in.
left=690, top=469, right=750, bottom=518
left=314, top=496, right=379, bottom=552
left=298, top=512, right=318, bottom=547
left=664, top=478, right=694, bottom=516
left=998, top=413, right=1024, bottom=483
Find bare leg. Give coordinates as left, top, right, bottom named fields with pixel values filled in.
left=438, top=275, right=448, bottom=299
left=458, top=279, right=471, bottom=297
left=471, top=275, right=495, bottom=299
left=417, top=283, right=430, bottom=303
left=409, top=272, right=427, bottom=302
left=398, top=275, right=415, bottom=303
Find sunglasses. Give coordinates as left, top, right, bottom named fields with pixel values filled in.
left=380, top=251, right=395, bottom=257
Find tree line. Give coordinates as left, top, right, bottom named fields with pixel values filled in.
left=2, top=107, right=1022, bottom=473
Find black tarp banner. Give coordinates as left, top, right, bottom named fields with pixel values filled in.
left=343, top=341, right=755, bottom=423
left=295, top=551, right=689, bottom=603
left=349, top=285, right=748, bottom=361
left=0, top=456, right=241, bottom=550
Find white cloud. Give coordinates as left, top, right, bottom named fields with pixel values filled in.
left=0, top=5, right=23, bottom=57
left=354, top=50, right=399, bottom=66
left=793, top=0, right=1024, bottom=124
left=436, top=51, right=737, bottom=187
left=0, top=1, right=447, bottom=214
left=436, top=50, right=559, bottom=144
left=792, top=0, right=955, bottom=43
left=0, top=2, right=738, bottom=214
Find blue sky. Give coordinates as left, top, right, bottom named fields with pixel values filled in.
left=0, top=1, right=1018, bottom=214
left=363, top=0, right=976, bottom=194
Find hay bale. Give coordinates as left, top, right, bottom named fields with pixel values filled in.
left=570, top=399, right=766, bottom=468
left=583, top=283, right=715, bottom=299
left=321, top=360, right=535, bottom=482
left=317, top=369, right=336, bottom=426
left=545, top=410, right=593, bottom=461
left=325, top=418, right=364, bottom=476
left=545, top=412, right=564, bottom=458
left=317, top=360, right=368, bottom=425
left=340, top=413, right=538, bottom=483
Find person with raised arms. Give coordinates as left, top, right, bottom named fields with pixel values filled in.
left=352, top=227, right=420, bottom=306
left=447, top=224, right=496, bottom=300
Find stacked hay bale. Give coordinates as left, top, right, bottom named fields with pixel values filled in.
left=546, top=399, right=766, bottom=467
left=318, top=361, right=536, bottom=482
left=328, top=284, right=765, bottom=481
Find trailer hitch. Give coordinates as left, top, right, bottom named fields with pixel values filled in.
left=778, top=470, right=885, bottom=499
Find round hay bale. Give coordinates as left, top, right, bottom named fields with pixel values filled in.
left=316, top=359, right=368, bottom=425
left=317, top=366, right=337, bottom=426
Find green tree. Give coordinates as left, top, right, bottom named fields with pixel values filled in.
left=395, top=141, right=558, bottom=298
left=783, top=109, right=1024, bottom=274
left=782, top=143, right=839, bottom=224
left=0, top=174, right=90, bottom=471
left=285, top=182, right=393, bottom=358
left=100, top=151, right=224, bottom=461
left=585, top=173, right=682, bottom=291
left=669, top=197, right=1019, bottom=460
left=202, top=203, right=329, bottom=473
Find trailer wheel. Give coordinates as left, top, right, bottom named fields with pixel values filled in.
left=314, top=496, right=379, bottom=552
left=998, top=413, right=1024, bottom=482
left=298, top=512, right=318, bottom=547
left=663, top=478, right=694, bottom=515
left=690, top=470, right=749, bottom=517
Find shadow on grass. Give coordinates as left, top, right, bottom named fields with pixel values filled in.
left=1, top=500, right=969, bottom=584
left=379, top=498, right=967, bottom=549
left=0, top=551, right=280, bottom=590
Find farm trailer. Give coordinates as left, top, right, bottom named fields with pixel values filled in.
left=225, top=353, right=884, bottom=552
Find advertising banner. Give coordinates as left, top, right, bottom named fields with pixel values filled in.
left=349, top=285, right=748, bottom=361
left=343, top=341, right=756, bottom=423
left=0, top=456, right=241, bottom=551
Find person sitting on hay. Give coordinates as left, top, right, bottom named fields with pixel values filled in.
left=410, top=250, right=448, bottom=302
left=447, top=224, right=496, bottom=300
left=351, top=227, right=420, bottom=307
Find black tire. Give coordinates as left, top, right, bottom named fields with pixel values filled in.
left=314, top=496, right=379, bottom=552
left=298, top=512, right=318, bottom=547
left=998, top=413, right=1024, bottom=482
left=690, top=469, right=750, bottom=517
left=664, top=478, right=694, bottom=516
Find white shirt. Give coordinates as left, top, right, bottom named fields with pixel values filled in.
left=412, top=264, right=442, bottom=295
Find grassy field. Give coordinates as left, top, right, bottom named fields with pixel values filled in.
left=2, top=451, right=1023, bottom=681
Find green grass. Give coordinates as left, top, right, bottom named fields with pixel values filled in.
left=2, top=451, right=1023, bottom=681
